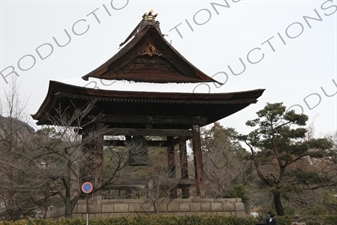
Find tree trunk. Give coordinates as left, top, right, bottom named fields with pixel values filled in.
left=273, top=192, right=285, bottom=216
left=64, top=199, right=73, bottom=218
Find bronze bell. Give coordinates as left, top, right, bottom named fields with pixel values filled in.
left=126, top=136, right=149, bottom=166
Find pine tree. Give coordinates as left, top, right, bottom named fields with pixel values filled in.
left=238, top=103, right=334, bottom=215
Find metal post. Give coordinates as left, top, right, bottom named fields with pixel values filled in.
left=81, top=182, right=93, bottom=225
left=86, top=194, right=89, bottom=225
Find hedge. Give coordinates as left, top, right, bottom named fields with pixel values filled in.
left=0, top=216, right=255, bottom=225
left=0, top=215, right=336, bottom=225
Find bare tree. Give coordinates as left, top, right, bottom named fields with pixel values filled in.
left=32, top=100, right=127, bottom=218
left=0, top=80, right=44, bottom=220
left=195, top=123, right=253, bottom=199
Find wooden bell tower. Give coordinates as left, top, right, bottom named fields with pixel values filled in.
left=32, top=10, right=264, bottom=199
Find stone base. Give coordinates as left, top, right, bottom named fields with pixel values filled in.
left=46, top=198, right=245, bottom=218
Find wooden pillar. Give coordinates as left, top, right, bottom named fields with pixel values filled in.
left=192, top=124, right=206, bottom=198
left=167, top=136, right=177, bottom=198
left=179, top=136, right=190, bottom=199
left=94, top=122, right=104, bottom=188
left=125, top=187, right=132, bottom=199
left=80, top=126, right=95, bottom=185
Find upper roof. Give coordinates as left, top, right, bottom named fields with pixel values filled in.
left=81, top=10, right=220, bottom=84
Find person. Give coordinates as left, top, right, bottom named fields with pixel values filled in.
left=262, top=211, right=272, bottom=224
left=291, top=222, right=306, bottom=225
left=291, top=215, right=306, bottom=225
left=266, top=213, right=278, bottom=225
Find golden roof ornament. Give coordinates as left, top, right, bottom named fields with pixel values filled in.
left=119, top=10, right=160, bottom=47
left=142, top=9, right=158, bottom=21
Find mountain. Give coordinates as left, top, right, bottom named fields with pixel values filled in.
left=0, top=115, right=35, bottom=134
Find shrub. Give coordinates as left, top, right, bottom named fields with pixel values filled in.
left=3, top=215, right=336, bottom=225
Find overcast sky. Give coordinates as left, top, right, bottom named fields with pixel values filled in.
left=0, top=0, right=336, bottom=137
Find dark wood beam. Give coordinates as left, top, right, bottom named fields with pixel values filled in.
left=101, top=115, right=207, bottom=125
left=179, top=136, right=190, bottom=199
left=103, top=137, right=191, bottom=147
left=104, top=140, right=165, bottom=147
left=167, top=136, right=177, bottom=199
left=105, top=128, right=192, bottom=137
left=103, top=179, right=196, bottom=188
left=94, top=122, right=104, bottom=188
left=192, top=124, right=206, bottom=198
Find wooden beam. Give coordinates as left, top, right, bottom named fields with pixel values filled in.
left=103, top=179, right=196, bottom=188
left=105, top=128, right=192, bottom=137
left=179, top=136, right=190, bottom=199
left=167, top=136, right=177, bottom=199
left=103, top=137, right=192, bottom=147
left=80, top=126, right=96, bottom=185
left=101, top=115, right=207, bottom=125
left=192, top=124, right=206, bottom=198
left=94, top=122, right=104, bottom=193
left=104, top=140, right=164, bottom=147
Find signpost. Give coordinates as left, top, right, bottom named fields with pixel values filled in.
left=81, top=182, right=93, bottom=225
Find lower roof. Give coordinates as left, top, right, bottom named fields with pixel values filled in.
left=32, top=81, right=265, bottom=129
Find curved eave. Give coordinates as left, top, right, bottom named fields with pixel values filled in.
left=81, top=25, right=220, bottom=84
left=32, top=81, right=265, bottom=125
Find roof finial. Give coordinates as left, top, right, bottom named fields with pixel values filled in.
left=119, top=10, right=160, bottom=48
left=143, top=9, right=158, bottom=21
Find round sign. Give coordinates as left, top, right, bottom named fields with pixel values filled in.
left=81, top=182, right=93, bottom=194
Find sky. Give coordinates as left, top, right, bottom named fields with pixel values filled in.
left=0, top=0, right=336, bottom=137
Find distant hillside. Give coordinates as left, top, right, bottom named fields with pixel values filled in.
left=0, top=115, right=35, bottom=134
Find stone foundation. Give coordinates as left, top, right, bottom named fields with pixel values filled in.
left=49, top=198, right=245, bottom=219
